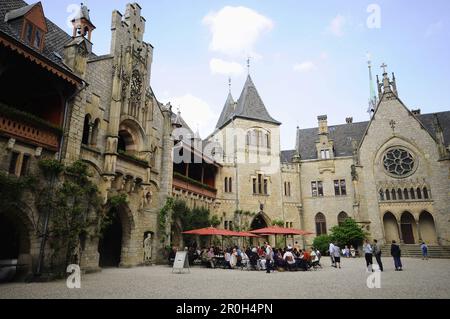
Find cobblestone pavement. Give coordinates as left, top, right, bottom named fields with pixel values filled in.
left=1, top=257, right=449, bottom=299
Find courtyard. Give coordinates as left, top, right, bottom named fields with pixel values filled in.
left=0, top=257, right=449, bottom=299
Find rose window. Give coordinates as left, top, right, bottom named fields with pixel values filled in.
left=383, top=148, right=415, bottom=177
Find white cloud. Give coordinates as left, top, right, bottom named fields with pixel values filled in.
left=202, top=6, right=273, bottom=57
left=293, top=61, right=316, bottom=72
left=209, top=58, right=244, bottom=76
left=327, top=15, right=346, bottom=37
left=163, top=94, right=217, bottom=137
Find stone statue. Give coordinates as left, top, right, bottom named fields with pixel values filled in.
left=144, top=233, right=152, bottom=263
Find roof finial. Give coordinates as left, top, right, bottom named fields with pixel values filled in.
left=381, top=62, right=388, bottom=74
left=247, top=56, right=251, bottom=75
left=228, top=77, right=231, bottom=93
left=367, top=53, right=378, bottom=117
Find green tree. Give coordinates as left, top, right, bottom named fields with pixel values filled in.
left=313, top=234, right=332, bottom=255
left=271, top=219, right=284, bottom=227
left=329, top=218, right=367, bottom=249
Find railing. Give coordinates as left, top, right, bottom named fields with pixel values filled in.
left=0, top=114, right=60, bottom=150
left=173, top=174, right=217, bottom=198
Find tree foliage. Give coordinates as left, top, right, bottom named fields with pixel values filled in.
left=329, top=218, right=367, bottom=248
left=313, top=234, right=332, bottom=255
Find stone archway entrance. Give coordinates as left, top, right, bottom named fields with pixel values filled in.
left=250, top=213, right=268, bottom=230
left=383, top=212, right=399, bottom=243
left=400, top=212, right=416, bottom=244
left=98, top=205, right=133, bottom=268
left=0, top=211, right=31, bottom=281
left=98, top=212, right=122, bottom=267
left=419, top=211, right=437, bottom=244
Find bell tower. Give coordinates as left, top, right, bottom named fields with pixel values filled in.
left=63, top=3, right=95, bottom=76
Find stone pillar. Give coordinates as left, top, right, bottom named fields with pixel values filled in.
left=417, top=222, right=422, bottom=242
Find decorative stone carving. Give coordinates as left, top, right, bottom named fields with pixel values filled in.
left=35, top=147, right=43, bottom=158
left=6, top=138, right=15, bottom=150
left=144, top=233, right=152, bottom=263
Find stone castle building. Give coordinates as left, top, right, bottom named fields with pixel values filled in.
left=0, top=1, right=449, bottom=279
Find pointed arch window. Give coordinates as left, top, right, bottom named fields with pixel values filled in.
left=315, top=213, right=327, bottom=235
left=416, top=187, right=422, bottom=199
left=410, top=188, right=416, bottom=199
left=403, top=188, right=409, bottom=200
left=82, top=114, right=91, bottom=145
left=423, top=187, right=429, bottom=199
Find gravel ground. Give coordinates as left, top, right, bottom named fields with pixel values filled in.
left=1, top=257, right=449, bottom=299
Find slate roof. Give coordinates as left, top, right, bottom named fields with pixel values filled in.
left=281, top=111, right=450, bottom=162
left=216, top=75, right=281, bottom=129
left=215, top=92, right=235, bottom=129
left=0, top=0, right=82, bottom=77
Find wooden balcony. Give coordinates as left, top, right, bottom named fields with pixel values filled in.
left=173, top=174, right=217, bottom=199
left=0, top=114, right=60, bottom=150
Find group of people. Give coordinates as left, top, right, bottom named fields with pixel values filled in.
left=175, top=242, right=323, bottom=273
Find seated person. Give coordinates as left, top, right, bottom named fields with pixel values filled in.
left=249, top=250, right=259, bottom=270
left=296, top=250, right=308, bottom=271
left=230, top=248, right=238, bottom=269
left=283, top=249, right=296, bottom=271
left=207, top=248, right=216, bottom=268
left=274, top=250, right=286, bottom=269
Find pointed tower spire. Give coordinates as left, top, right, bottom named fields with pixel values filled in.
left=367, top=54, right=378, bottom=116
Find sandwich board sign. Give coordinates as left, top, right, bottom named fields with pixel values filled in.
left=172, top=251, right=190, bottom=274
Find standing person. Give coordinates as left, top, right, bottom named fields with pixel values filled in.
left=391, top=240, right=403, bottom=271
left=264, top=242, right=274, bottom=274
left=363, top=240, right=374, bottom=272
left=329, top=242, right=336, bottom=267
left=333, top=243, right=341, bottom=269
left=373, top=239, right=383, bottom=271
left=421, top=242, right=429, bottom=260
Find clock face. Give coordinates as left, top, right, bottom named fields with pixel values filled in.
left=383, top=147, right=416, bottom=178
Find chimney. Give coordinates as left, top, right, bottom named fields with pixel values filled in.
left=317, top=115, right=328, bottom=135
left=346, top=117, right=353, bottom=124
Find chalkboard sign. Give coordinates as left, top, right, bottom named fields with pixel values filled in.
left=172, top=251, right=190, bottom=273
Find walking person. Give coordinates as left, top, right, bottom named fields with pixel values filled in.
left=350, top=245, right=356, bottom=258
left=391, top=240, right=403, bottom=271
left=333, top=243, right=341, bottom=269
left=363, top=240, right=374, bottom=272
left=329, top=242, right=336, bottom=267
left=373, top=239, right=383, bottom=271
left=421, top=242, right=428, bottom=260
left=264, top=242, right=274, bottom=274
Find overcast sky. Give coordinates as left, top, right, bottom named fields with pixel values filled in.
left=40, top=0, right=450, bottom=150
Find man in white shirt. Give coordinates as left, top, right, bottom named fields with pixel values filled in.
left=329, top=242, right=336, bottom=267
left=283, top=249, right=296, bottom=271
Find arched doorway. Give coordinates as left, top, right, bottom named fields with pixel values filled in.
left=250, top=213, right=268, bottom=230
left=383, top=212, right=399, bottom=243
left=0, top=212, right=31, bottom=281
left=98, top=206, right=132, bottom=268
left=337, top=211, right=348, bottom=226
left=419, top=211, right=437, bottom=244
left=98, top=212, right=122, bottom=267
left=400, top=212, right=416, bottom=244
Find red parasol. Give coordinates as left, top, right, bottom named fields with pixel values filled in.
left=182, top=227, right=237, bottom=236
left=250, top=226, right=313, bottom=236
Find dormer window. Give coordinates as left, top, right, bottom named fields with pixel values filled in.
left=321, top=149, right=331, bottom=159
left=22, top=21, right=44, bottom=50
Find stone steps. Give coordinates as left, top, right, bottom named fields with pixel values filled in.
left=380, top=245, right=450, bottom=259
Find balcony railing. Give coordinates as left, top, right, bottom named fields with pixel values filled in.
left=173, top=172, right=217, bottom=198
left=0, top=114, right=60, bottom=150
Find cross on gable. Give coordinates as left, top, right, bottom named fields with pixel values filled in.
left=381, top=63, right=388, bottom=74
left=389, top=119, right=396, bottom=131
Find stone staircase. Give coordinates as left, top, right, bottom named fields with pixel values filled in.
left=381, top=244, right=450, bottom=259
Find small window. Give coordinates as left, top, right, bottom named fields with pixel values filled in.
left=224, top=178, right=228, bottom=193
left=340, top=180, right=346, bottom=196
left=20, top=154, right=30, bottom=176
left=416, top=188, right=422, bottom=199
left=263, top=178, right=268, bottom=195
left=379, top=190, right=384, bottom=201
left=252, top=178, right=257, bottom=194
left=33, top=29, right=42, bottom=48
left=9, top=152, right=20, bottom=175
left=318, top=181, right=324, bottom=196
left=24, top=23, right=33, bottom=44
left=228, top=177, right=232, bottom=193
left=403, top=188, right=409, bottom=200
left=386, top=189, right=391, bottom=200
left=423, top=187, right=429, bottom=199
left=258, top=174, right=262, bottom=194
left=311, top=181, right=318, bottom=197
left=410, top=188, right=416, bottom=200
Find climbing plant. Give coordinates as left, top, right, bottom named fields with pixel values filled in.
left=158, top=197, right=174, bottom=243
left=271, top=219, right=285, bottom=227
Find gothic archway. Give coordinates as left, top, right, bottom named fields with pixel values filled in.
left=383, top=212, right=399, bottom=243
left=337, top=211, right=348, bottom=226
left=419, top=211, right=437, bottom=244
left=250, top=213, right=269, bottom=230
left=98, top=205, right=133, bottom=268
left=400, top=212, right=416, bottom=244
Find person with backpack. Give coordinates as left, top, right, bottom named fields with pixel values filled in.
left=391, top=240, right=403, bottom=271
left=283, top=247, right=296, bottom=271
left=421, top=242, right=429, bottom=260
